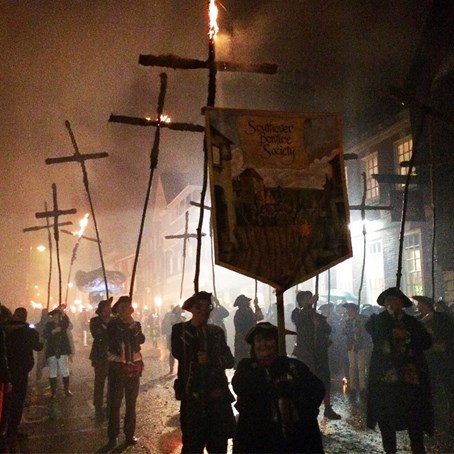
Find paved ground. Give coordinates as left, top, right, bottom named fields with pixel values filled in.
left=2, top=338, right=454, bottom=453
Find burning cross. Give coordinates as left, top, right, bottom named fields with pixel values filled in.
left=45, top=120, right=110, bottom=298
left=111, top=0, right=277, bottom=294
left=35, top=184, right=77, bottom=307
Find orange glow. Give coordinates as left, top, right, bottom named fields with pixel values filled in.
left=208, top=0, right=219, bottom=40
left=73, top=213, right=89, bottom=238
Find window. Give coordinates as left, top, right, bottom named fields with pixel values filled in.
left=402, top=230, right=423, bottom=296
left=363, top=152, right=379, bottom=200
left=395, top=136, right=413, bottom=177
left=366, top=239, right=385, bottom=305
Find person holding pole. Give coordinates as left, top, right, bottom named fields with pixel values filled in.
left=171, top=291, right=235, bottom=453
left=366, top=287, right=433, bottom=454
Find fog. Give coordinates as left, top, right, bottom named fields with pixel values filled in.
left=0, top=0, right=432, bottom=305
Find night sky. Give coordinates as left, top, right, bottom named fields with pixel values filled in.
left=0, top=0, right=432, bottom=305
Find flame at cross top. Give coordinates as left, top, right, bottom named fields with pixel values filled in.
left=209, top=0, right=219, bottom=40
left=73, top=213, right=89, bottom=238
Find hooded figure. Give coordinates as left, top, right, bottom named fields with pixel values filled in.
left=366, top=287, right=433, bottom=454
left=232, top=322, right=325, bottom=453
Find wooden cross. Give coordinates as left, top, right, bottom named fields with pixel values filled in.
left=45, top=120, right=110, bottom=297
left=23, top=204, right=73, bottom=309
left=164, top=211, right=206, bottom=299
left=35, top=184, right=77, bottom=307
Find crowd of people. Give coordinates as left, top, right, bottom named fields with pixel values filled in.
left=0, top=286, right=453, bottom=453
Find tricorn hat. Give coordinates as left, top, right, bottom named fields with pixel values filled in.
left=234, top=294, right=251, bottom=307
left=96, top=296, right=113, bottom=315
left=182, top=291, right=212, bottom=311
left=412, top=295, right=435, bottom=307
left=377, top=287, right=412, bottom=308
left=245, top=321, right=297, bottom=344
left=112, top=295, right=131, bottom=314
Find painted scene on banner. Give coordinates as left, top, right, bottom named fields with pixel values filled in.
left=205, top=108, right=352, bottom=290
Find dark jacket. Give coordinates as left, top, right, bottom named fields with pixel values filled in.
left=292, top=306, right=332, bottom=380
left=365, top=310, right=434, bottom=434
left=234, top=307, right=258, bottom=365
left=89, top=315, right=111, bottom=363
left=232, top=356, right=325, bottom=453
left=3, top=320, right=43, bottom=374
left=43, top=314, right=72, bottom=358
left=0, top=328, right=10, bottom=384
left=107, top=317, right=145, bottom=361
left=171, top=321, right=234, bottom=401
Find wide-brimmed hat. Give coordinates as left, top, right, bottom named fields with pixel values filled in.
left=245, top=322, right=297, bottom=344
left=96, top=296, right=113, bottom=315
left=234, top=295, right=251, bottom=307
left=112, top=295, right=131, bottom=314
left=412, top=295, right=435, bottom=307
left=182, top=291, right=212, bottom=311
left=377, top=287, right=412, bottom=308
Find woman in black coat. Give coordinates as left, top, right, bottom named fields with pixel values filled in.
left=366, top=287, right=433, bottom=454
left=232, top=322, right=325, bottom=454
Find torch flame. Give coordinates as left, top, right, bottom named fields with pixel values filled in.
left=73, top=213, right=89, bottom=238
left=208, top=0, right=219, bottom=40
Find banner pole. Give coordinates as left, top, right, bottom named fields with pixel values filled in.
left=276, top=289, right=286, bottom=356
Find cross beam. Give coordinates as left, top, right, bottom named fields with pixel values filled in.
left=23, top=221, right=72, bottom=233
left=138, top=53, right=277, bottom=74
left=108, top=114, right=205, bottom=132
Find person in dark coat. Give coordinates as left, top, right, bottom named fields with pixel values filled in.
left=89, top=297, right=113, bottom=421
left=233, top=294, right=264, bottom=367
left=106, top=295, right=145, bottom=448
left=291, top=290, right=341, bottom=419
left=413, top=294, right=454, bottom=429
left=2, top=307, right=43, bottom=441
left=232, top=322, right=325, bottom=454
left=172, top=291, right=235, bottom=454
left=161, top=305, right=185, bottom=375
left=0, top=313, right=12, bottom=438
left=44, top=305, right=73, bottom=398
left=366, top=287, right=433, bottom=454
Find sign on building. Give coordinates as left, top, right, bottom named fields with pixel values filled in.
left=205, top=108, right=352, bottom=290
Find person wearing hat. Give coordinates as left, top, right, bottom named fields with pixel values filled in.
left=233, top=294, right=264, bottom=367
left=232, top=322, right=325, bottom=453
left=105, top=295, right=145, bottom=448
left=342, top=302, right=369, bottom=402
left=89, top=296, right=113, bottom=421
left=291, top=290, right=341, bottom=419
left=171, top=291, right=235, bottom=453
left=43, top=305, right=74, bottom=399
left=414, top=294, right=454, bottom=429
left=366, top=287, right=433, bottom=454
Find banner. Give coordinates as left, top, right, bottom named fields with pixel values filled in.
left=205, top=108, right=352, bottom=290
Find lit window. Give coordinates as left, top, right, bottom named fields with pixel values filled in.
left=395, top=136, right=414, bottom=177
left=402, top=231, right=423, bottom=296
left=363, top=152, right=379, bottom=200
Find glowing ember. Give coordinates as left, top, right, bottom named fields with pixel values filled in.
left=208, top=0, right=219, bottom=40
left=159, top=114, right=171, bottom=123
left=73, top=213, right=89, bottom=238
